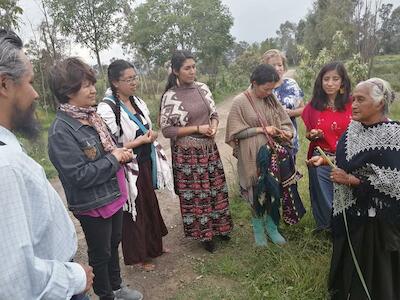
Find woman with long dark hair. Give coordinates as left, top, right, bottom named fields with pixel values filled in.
left=226, top=64, right=305, bottom=246
left=97, top=59, right=169, bottom=271
left=302, top=62, right=352, bottom=233
left=159, top=50, right=233, bottom=253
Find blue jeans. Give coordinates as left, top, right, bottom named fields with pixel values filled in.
left=308, top=164, right=333, bottom=230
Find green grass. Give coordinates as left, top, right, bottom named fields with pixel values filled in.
left=371, top=54, right=400, bottom=92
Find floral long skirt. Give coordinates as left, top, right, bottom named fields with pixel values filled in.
left=172, top=136, right=233, bottom=241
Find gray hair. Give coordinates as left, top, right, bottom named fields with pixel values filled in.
left=0, top=29, right=26, bottom=82
left=356, top=77, right=396, bottom=116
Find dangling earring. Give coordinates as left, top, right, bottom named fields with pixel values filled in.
left=339, top=87, right=344, bottom=94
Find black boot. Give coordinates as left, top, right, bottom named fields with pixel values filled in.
left=202, top=240, right=215, bottom=253
left=219, top=235, right=231, bottom=241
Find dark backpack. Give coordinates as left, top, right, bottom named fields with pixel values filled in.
left=102, top=99, right=119, bottom=119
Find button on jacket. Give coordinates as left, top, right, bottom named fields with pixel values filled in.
left=48, top=111, right=121, bottom=212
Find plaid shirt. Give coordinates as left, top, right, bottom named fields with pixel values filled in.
left=0, top=126, right=86, bottom=299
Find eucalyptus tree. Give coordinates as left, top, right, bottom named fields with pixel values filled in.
left=123, top=0, right=233, bottom=87
left=0, top=0, right=23, bottom=29
left=45, top=0, right=132, bottom=74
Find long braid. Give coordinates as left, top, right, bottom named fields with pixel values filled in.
left=108, top=59, right=136, bottom=137
left=110, top=84, right=123, bottom=137
left=159, top=73, right=178, bottom=126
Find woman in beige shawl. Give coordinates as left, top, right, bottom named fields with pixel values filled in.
left=226, top=64, right=297, bottom=246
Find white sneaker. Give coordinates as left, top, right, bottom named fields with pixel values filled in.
left=114, top=286, right=143, bottom=300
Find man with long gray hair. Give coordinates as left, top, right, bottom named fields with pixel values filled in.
left=0, top=29, right=94, bottom=299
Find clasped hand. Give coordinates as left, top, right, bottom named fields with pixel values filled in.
left=198, top=124, right=217, bottom=137
left=111, top=147, right=133, bottom=164
left=330, top=167, right=351, bottom=185
left=137, top=129, right=158, bottom=144
left=264, top=125, right=292, bottom=143
left=308, top=129, right=324, bottom=141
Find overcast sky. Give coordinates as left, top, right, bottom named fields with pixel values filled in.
left=17, top=0, right=400, bottom=64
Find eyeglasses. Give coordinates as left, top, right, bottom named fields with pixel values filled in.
left=119, top=76, right=138, bottom=84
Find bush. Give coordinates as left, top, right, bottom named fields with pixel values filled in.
left=296, top=30, right=369, bottom=96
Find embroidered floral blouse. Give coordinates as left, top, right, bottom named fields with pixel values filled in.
left=302, top=100, right=352, bottom=159
left=273, top=78, right=304, bottom=153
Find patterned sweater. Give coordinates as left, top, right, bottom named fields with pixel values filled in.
left=160, top=82, right=217, bottom=139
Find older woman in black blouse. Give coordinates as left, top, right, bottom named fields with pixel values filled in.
left=329, top=78, right=400, bottom=300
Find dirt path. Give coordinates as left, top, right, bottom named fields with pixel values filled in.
left=51, top=94, right=238, bottom=300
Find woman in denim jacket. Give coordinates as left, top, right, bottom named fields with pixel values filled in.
left=48, top=58, right=143, bottom=300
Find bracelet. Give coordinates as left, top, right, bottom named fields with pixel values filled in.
left=197, top=125, right=199, bottom=133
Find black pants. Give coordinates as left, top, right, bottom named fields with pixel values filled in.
left=77, top=208, right=123, bottom=300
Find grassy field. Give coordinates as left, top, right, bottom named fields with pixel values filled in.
left=371, top=54, right=400, bottom=92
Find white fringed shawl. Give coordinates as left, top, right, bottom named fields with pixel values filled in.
left=98, top=91, right=174, bottom=221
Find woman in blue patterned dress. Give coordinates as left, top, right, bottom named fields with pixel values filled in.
left=262, top=49, right=304, bottom=160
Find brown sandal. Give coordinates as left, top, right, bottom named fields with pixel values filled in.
left=162, top=247, right=171, bottom=253
left=135, top=262, right=156, bottom=272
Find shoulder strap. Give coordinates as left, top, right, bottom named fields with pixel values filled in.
left=243, top=91, right=275, bottom=149
left=119, top=103, right=148, bottom=133
left=194, top=83, right=212, bottom=115
left=102, top=98, right=118, bottom=118
left=104, top=96, right=147, bottom=132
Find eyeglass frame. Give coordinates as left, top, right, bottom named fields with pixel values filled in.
left=119, top=76, right=138, bottom=84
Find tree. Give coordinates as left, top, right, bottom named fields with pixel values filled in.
left=381, top=5, right=400, bottom=53
left=301, top=0, right=357, bottom=56
left=259, top=37, right=279, bottom=54
left=353, top=0, right=385, bottom=75
left=296, top=37, right=368, bottom=94
left=276, top=21, right=298, bottom=65
left=25, top=38, right=58, bottom=111
left=189, top=0, right=233, bottom=88
left=122, top=0, right=177, bottom=66
left=25, top=7, right=70, bottom=112
left=295, top=0, right=390, bottom=76
left=0, top=0, right=23, bottom=29
left=45, top=0, right=131, bottom=74
left=225, top=41, right=250, bottom=64
left=122, top=0, right=234, bottom=88
left=38, top=0, right=64, bottom=61
left=295, top=19, right=307, bottom=45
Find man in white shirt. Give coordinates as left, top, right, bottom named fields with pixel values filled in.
left=0, top=29, right=94, bottom=299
